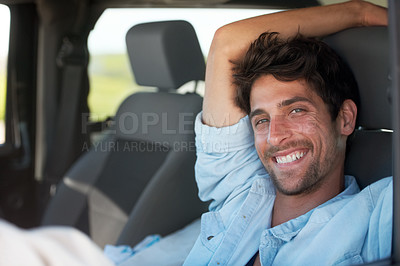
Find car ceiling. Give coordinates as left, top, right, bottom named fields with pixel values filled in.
left=0, top=0, right=387, bottom=9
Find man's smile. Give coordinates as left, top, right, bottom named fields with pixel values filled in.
left=274, top=150, right=308, bottom=164
left=265, top=140, right=313, bottom=169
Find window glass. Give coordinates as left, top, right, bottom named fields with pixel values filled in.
left=0, top=4, right=10, bottom=144
left=87, top=8, right=274, bottom=122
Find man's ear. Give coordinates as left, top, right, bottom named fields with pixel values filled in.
left=339, top=99, right=357, bottom=136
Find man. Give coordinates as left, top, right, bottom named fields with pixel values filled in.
left=184, top=1, right=391, bottom=265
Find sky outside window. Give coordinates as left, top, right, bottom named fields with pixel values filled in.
left=88, top=8, right=277, bottom=56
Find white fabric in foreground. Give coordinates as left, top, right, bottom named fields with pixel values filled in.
left=0, top=219, right=113, bottom=266
left=119, top=218, right=201, bottom=266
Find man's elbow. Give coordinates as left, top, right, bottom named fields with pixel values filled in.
left=210, top=25, right=242, bottom=60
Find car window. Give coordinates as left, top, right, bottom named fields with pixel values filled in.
left=0, top=4, right=10, bottom=144
left=87, top=8, right=274, bottom=122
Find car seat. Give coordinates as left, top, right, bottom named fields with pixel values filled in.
left=42, top=20, right=208, bottom=248
left=324, top=27, right=392, bottom=189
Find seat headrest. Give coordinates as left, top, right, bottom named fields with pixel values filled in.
left=324, top=27, right=392, bottom=188
left=344, top=130, right=392, bottom=188
left=324, top=27, right=391, bottom=130
left=126, top=20, right=205, bottom=91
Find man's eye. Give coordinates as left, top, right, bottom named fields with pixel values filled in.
left=290, top=108, right=304, bottom=114
left=255, top=118, right=269, bottom=126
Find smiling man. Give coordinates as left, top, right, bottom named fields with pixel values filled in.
left=237, top=33, right=360, bottom=228
left=184, top=1, right=392, bottom=266
left=249, top=74, right=349, bottom=197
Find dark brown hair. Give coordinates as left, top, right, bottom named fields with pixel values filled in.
left=233, top=32, right=359, bottom=121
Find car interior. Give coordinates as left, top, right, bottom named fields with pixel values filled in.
left=42, top=20, right=208, bottom=248
left=0, top=0, right=399, bottom=265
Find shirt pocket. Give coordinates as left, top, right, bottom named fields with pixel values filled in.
left=200, top=211, right=226, bottom=252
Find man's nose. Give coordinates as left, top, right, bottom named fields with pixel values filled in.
left=267, top=115, right=291, bottom=146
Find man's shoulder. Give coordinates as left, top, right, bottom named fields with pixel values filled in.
left=361, top=176, right=392, bottom=207
left=364, top=176, right=392, bottom=192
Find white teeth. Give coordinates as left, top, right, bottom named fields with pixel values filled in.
left=275, top=151, right=305, bottom=164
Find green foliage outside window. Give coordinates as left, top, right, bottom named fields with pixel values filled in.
left=88, top=53, right=152, bottom=122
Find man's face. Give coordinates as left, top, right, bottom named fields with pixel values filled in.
left=249, top=75, right=348, bottom=196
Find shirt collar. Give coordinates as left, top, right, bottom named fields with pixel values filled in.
left=258, top=175, right=360, bottom=241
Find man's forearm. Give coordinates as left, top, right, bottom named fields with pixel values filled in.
left=215, top=1, right=386, bottom=61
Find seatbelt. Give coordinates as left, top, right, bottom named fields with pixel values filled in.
left=44, top=35, right=88, bottom=195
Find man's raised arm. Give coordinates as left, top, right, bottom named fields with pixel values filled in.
left=202, top=1, right=387, bottom=128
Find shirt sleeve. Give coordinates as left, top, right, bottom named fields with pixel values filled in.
left=194, top=112, right=269, bottom=211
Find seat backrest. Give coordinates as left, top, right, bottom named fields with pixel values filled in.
left=324, top=27, right=392, bottom=189
left=114, top=21, right=208, bottom=246
left=42, top=20, right=208, bottom=248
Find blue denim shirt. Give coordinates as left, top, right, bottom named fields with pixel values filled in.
left=184, top=113, right=392, bottom=266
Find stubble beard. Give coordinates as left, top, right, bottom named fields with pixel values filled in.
left=263, top=138, right=339, bottom=196
left=265, top=159, right=323, bottom=196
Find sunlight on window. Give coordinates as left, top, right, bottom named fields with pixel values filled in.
left=0, top=4, right=10, bottom=144
left=87, top=8, right=275, bottom=122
